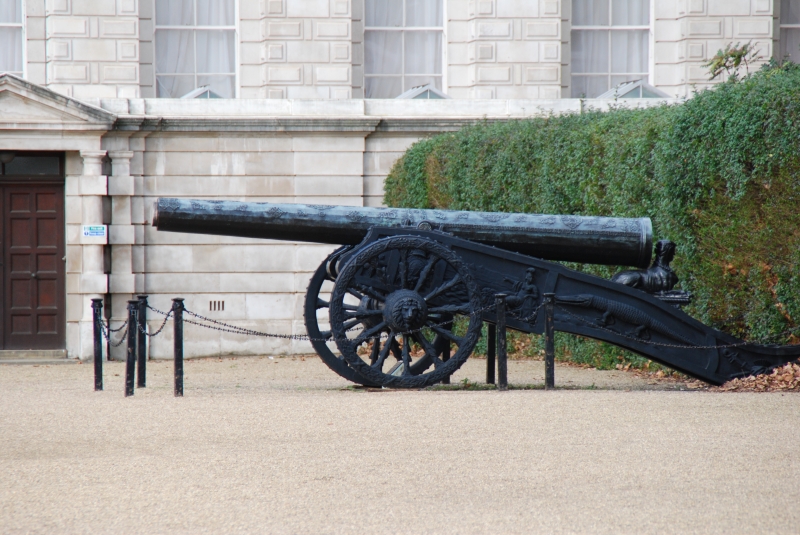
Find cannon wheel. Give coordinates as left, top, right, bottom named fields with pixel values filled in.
left=304, top=246, right=456, bottom=387
left=330, top=236, right=483, bottom=388
left=304, top=246, right=379, bottom=386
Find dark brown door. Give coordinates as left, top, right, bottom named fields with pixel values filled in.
left=1, top=184, right=66, bottom=350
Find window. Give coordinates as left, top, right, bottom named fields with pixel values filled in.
left=571, top=0, right=650, bottom=98
left=0, top=0, right=24, bottom=77
left=364, top=0, right=444, bottom=98
left=155, top=0, right=236, bottom=98
left=780, top=0, right=800, bottom=63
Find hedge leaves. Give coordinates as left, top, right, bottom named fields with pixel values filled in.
left=385, top=63, right=800, bottom=351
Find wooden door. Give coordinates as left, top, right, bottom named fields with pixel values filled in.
left=1, top=185, right=66, bottom=349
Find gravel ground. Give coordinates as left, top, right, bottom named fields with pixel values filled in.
left=1, top=356, right=798, bottom=534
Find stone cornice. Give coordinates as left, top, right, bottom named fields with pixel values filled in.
left=0, top=122, right=115, bottom=132
left=110, top=115, right=513, bottom=134
left=91, top=96, right=687, bottom=135
left=112, top=116, right=383, bottom=134
left=374, top=117, right=507, bottom=132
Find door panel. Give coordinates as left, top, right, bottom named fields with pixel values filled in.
left=2, top=185, right=65, bottom=349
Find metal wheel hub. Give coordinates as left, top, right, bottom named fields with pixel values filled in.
left=383, top=289, right=428, bottom=332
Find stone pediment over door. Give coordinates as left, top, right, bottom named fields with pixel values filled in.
left=0, top=73, right=116, bottom=132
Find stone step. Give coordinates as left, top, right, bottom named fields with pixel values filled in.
left=0, top=349, right=69, bottom=363
left=0, top=359, right=77, bottom=365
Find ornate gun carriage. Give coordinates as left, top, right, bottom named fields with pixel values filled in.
left=153, top=198, right=800, bottom=388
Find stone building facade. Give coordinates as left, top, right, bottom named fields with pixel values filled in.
left=0, top=0, right=796, bottom=360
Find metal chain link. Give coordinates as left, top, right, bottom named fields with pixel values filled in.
left=100, top=321, right=129, bottom=347
left=510, top=302, right=545, bottom=324
left=105, top=319, right=128, bottom=333
left=147, top=304, right=172, bottom=317
left=180, top=303, right=499, bottom=343
left=135, top=309, right=173, bottom=337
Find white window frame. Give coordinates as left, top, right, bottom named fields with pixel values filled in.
left=0, top=0, right=26, bottom=79
left=153, top=0, right=239, bottom=98
left=570, top=0, right=653, bottom=97
left=780, top=4, right=800, bottom=63
left=364, top=0, right=446, bottom=98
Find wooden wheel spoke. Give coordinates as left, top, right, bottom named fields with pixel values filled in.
left=353, top=283, right=387, bottom=302
left=425, top=274, right=461, bottom=301
left=401, top=334, right=412, bottom=376
left=342, top=318, right=362, bottom=332
left=399, top=249, right=409, bottom=289
left=372, top=334, right=395, bottom=369
left=343, top=309, right=383, bottom=319
left=351, top=321, right=388, bottom=346
left=411, top=331, right=437, bottom=358
left=428, top=324, right=464, bottom=345
left=316, top=298, right=329, bottom=309
left=412, top=332, right=443, bottom=369
left=390, top=338, right=403, bottom=360
left=413, top=256, right=437, bottom=293
left=319, top=330, right=332, bottom=340
left=347, top=288, right=365, bottom=300
left=368, top=340, right=381, bottom=365
left=342, top=303, right=359, bottom=311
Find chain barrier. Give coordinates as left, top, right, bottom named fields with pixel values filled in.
left=180, top=302, right=500, bottom=343
left=100, top=321, right=129, bottom=347
left=137, top=308, right=173, bottom=337
left=147, top=304, right=171, bottom=317
left=98, top=309, right=173, bottom=346
left=512, top=302, right=545, bottom=324
left=105, top=319, right=128, bottom=333
left=110, top=297, right=793, bottom=352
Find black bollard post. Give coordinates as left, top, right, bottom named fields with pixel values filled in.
left=92, top=298, right=104, bottom=391
left=543, top=293, right=555, bottom=389
left=125, top=300, right=138, bottom=397
left=495, top=294, right=508, bottom=391
left=136, top=295, right=148, bottom=388
left=172, top=298, right=185, bottom=397
left=486, top=323, right=496, bottom=385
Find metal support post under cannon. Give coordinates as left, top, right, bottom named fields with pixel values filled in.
left=92, top=298, right=103, bottom=391
left=173, top=298, right=185, bottom=397
left=125, top=300, right=138, bottom=397
left=486, top=324, right=496, bottom=385
left=496, top=294, right=508, bottom=391
left=543, top=293, right=555, bottom=390
left=137, top=295, right=148, bottom=388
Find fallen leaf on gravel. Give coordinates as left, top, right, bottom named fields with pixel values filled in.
left=714, top=363, right=800, bottom=392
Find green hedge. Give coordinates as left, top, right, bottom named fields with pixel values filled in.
left=385, top=63, right=800, bottom=367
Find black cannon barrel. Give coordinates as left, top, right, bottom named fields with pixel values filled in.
left=153, top=198, right=653, bottom=267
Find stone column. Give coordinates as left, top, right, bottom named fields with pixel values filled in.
left=73, top=150, right=108, bottom=359
left=107, top=150, right=136, bottom=359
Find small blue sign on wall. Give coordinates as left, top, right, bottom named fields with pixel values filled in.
left=80, top=225, right=108, bottom=244
left=83, top=226, right=106, bottom=237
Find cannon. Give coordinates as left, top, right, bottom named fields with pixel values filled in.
left=153, top=198, right=800, bottom=388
